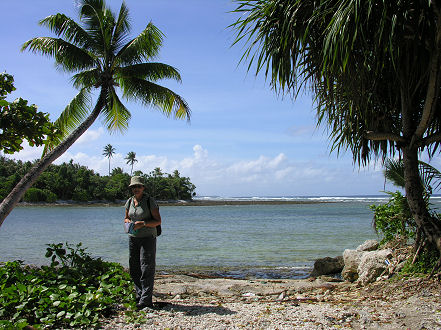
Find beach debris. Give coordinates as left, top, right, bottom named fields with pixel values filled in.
left=277, top=292, right=285, bottom=301
left=242, top=292, right=256, bottom=297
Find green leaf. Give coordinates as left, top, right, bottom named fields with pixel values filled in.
left=68, top=292, right=79, bottom=300
left=49, top=293, right=60, bottom=301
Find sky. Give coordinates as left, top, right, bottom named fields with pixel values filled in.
left=0, top=0, right=418, bottom=197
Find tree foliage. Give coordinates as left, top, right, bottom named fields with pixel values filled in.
left=232, top=0, right=441, bottom=163
left=232, top=0, right=441, bottom=264
left=0, top=73, right=59, bottom=154
left=0, top=157, right=196, bottom=202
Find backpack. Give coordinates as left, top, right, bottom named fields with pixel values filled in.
left=146, top=196, right=162, bottom=237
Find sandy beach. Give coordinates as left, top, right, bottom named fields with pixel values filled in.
left=100, top=274, right=441, bottom=329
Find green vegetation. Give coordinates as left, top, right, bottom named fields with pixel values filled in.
left=371, top=192, right=440, bottom=274
left=370, top=192, right=416, bottom=244
left=401, top=249, right=440, bottom=275
left=0, top=73, right=59, bottom=154
left=0, top=243, right=134, bottom=329
left=0, top=157, right=196, bottom=202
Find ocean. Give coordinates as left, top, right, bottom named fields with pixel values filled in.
left=1, top=195, right=435, bottom=279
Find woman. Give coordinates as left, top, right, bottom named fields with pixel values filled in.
left=124, top=176, right=162, bottom=309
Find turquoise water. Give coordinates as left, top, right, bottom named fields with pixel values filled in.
left=0, top=199, right=386, bottom=278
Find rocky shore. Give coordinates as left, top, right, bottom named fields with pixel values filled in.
left=101, top=273, right=441, bottom=329
left=98, top=240, right=441, bottom=329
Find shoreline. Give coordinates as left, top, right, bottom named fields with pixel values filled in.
left=16, top=199, right=335, bottom=207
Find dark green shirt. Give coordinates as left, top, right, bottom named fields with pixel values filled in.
left=125, top=194, right=158, bottom=238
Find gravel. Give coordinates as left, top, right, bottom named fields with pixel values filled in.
left=99, top=275, right=441, bottom=329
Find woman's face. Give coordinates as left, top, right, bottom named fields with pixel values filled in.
left=131, top=184, right=144, bottom=197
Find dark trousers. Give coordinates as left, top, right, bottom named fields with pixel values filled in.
left=129, top=236, right=156, bottom=305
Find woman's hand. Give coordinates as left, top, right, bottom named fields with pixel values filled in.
left=133, top=221, right=145, bottom=230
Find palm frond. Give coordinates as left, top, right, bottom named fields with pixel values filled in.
left=56, top=87, right=92, bottom=136
left=231, top=0, right=312, bottom=94
left=418, top=161, right=441, bottom=193
left=111, top=2, right=131, bottom=53
left=384, top=158, right=441, bottom=193
left=79, top=0, right=106, bottom=31
left=116, top=22, right=163, bottom=66
left=100, top=88, right=131, bottom=132
left=79, top=0, right=115, bottom=58
left=22, top=37, right=95, bottom=72
left=120, top=77, right=190, bottom=120
left=39, top=13, right=93, bottom=49
left=384, top=159, right=406, bottom=188
left=102, top=143, right=115, bottom=157
left=71, top=68, right=100, bottom=89
left=116, top=63, right=182, bottom=82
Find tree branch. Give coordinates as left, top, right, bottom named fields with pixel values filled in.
left=365, top=131, right=406, bottom=142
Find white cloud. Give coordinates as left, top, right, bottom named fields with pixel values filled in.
left=5, top=144, right=45, bottom=162
left=76, top=127, right=104, bottom=144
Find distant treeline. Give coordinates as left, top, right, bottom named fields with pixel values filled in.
left=0, top=157, right=196, bottom=203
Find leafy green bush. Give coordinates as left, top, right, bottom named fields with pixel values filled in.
left=370, top=191, right=416, bottom=244
left=0, top=243, right=134, bottom=329
left=401, top=249, right=439, bottom=274
left=23, top=188, right=58, bottom=203
left=23, top=188, right=47, bottom=202
left=43, top=189, right=57, bottom=203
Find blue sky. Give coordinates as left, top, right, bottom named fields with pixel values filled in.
left=1, top=0, right=409, bottom=197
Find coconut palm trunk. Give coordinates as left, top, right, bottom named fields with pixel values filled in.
left=0, top=91, right=107, bottom=226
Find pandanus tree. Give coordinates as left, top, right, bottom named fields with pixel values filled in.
left=232, top=0, right=441, bottom=266
left=0, top=0, right=190, bottom=227
left=102, top=144, right=116, bottom=175
left=125, top=151, right=137, bottom=175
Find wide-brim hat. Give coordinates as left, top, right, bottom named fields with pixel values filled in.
left=129, top=176, right=145, bottom=188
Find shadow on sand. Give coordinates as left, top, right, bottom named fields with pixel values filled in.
left=157, top=302, right=236, bottom=316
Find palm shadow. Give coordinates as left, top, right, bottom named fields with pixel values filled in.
left=158, top=302, right=236, bottom=316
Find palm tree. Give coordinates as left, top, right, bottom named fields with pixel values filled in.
left=232, top=0, right=441, bottom=263
left=125, top=151, right=137, bottom=175
left=102, top=144, right=116, bottom=175
left=0, top=0, right=190, bottom=227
